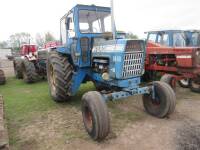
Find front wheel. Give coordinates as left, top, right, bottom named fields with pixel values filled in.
left=189, top=79, right=200, bottom=93
left=22, top=60, right=38, bottom=83
left=81, top=91, right=110, bottom=141
left=143, top=81, right=176, bottom=118
left=13, top=59, right=23, bottom=79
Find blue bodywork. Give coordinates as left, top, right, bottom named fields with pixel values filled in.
left=56, top=4, right=151, bottom=101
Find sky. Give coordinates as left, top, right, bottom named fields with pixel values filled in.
left=0, top=0, right=200, bottom=41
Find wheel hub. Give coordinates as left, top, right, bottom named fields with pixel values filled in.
left=84, top=106, right=93, bottom=131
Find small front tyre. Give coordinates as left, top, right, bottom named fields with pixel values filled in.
left=22, top=60, right=38, bottom=83
left=81, top=91, right=110, bottom=141
left=143, top=81, right=176, bottom=118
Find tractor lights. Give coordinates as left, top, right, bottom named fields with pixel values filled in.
left=102, top=72, right=110, bottom=80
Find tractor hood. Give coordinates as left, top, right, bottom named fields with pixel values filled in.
left=92, top=39, right=126, bottom=54
left=92, top=39, right=145, bottom=79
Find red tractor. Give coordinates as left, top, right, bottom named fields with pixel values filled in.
left=13, top=44, right=48, bottom=83
left=144, top=30, right=200, bottom=93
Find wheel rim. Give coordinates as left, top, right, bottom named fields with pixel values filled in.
left=84, top=106, right=93, bottom=132
left=180, top=79, right=189, bottom=86
left=49, top=64, right=56, bottom=93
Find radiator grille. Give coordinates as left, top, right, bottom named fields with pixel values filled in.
left=122, top=52, right=144, bottom=78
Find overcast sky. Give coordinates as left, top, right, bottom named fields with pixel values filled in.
left=0, top=0, right=200, bottom=41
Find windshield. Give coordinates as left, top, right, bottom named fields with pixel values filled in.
left=190, top=32, right=200, bottom=46
left=173, top=33, right=186, bottom=47
left=79, top=10, right=111, bottom=33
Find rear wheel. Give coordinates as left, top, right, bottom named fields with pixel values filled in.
left=178, top=78, right=190, bottom=88
left=143, top=81, right=176, bottom=118
left=81, top=91, right=110, bottom=141
left=22, top=60, right=38, bottom=83
left=47, top=51, right=73, bottom=102
left=0, top=70, right=6, bottom=85
left=13, top=59, right=23, bottom=79
left=160, top=74, right=176, bottom=91
left=189, top=79, right=200, bottom=93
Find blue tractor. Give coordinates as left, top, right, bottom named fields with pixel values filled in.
left=47, top=4, right=176, bottom=141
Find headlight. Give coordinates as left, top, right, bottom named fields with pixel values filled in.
left=102, top=72, right=109, bottom=80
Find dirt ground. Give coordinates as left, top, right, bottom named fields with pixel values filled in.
left=10, top=86, right=200, bottom=150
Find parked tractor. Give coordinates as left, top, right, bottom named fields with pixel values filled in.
left=47, top=4, right=176, bottom=141
left=13, top=44, right=47, bottom=83
left=145, top=30, right=200, bottom=92
left=0, top=69, right=6, bottom=85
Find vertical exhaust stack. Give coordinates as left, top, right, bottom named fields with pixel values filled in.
left=111, top=0, right=116, bottom=40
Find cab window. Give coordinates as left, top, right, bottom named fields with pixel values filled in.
left=162, top=34, right=169, bottom=46
left=148, top=34, right=157, bottom=42
left=173, top=33, right=186, bottom=47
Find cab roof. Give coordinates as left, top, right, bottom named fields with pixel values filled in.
left=74, top=4, right=111, bottom=11
left=146, top=30, right=200, bottom=34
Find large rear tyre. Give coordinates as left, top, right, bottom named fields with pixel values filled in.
left=13, top=59, right=23, bottom=79
left=143, top=81, right=176, bottom=118
left=47, top=51, right=73, bottom=102
left=22, top=60, right=38, bottom=83
left=81, top=91, right=110, bottom=141
left=189, top=79, right=200, bottom=93
left=178, top=78, right=190, bottom=88
left=0, top=70, right=6, bottom=85
left=160, top=74, right=176, bottom=91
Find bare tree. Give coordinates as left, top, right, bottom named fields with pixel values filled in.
left=126, top=32, right=138, bottom=39
left=9, top=32, right=32, bottom=50
left=0, top=41, right=8, bottom=48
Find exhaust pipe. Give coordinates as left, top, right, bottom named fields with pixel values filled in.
left=110, top=0, right=116, bottom=39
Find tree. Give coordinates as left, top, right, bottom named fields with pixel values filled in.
left=45, top=32, right=55, bottom=43
left=0, top=41, right=8, bottom=48
left=35, top=33, right=45, bottom=47
left=9, top=32, right=32, bottom=50
left=126, top=32, right=138, bottom=39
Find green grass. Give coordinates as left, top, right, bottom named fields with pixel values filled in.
left=0, top=78, right=95, bottom=146
left=0, top=78, right=143, bottom=148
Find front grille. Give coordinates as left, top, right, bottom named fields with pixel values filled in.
left=122, top=52, right=144, bottom=78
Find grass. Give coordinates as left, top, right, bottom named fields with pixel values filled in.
left=0, top=78, right=143, bottom=149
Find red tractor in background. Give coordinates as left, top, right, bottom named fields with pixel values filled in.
left=13, top=44, right=48, bottom=83
left=144, top=30, right=200, bottom=93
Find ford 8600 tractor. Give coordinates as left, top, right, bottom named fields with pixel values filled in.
left=47, top=4, right=176, bottom=141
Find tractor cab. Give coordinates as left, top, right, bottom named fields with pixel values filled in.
left=146, top=30, right=187, bottom=47
left=59, top=4, right=114, bottom=67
